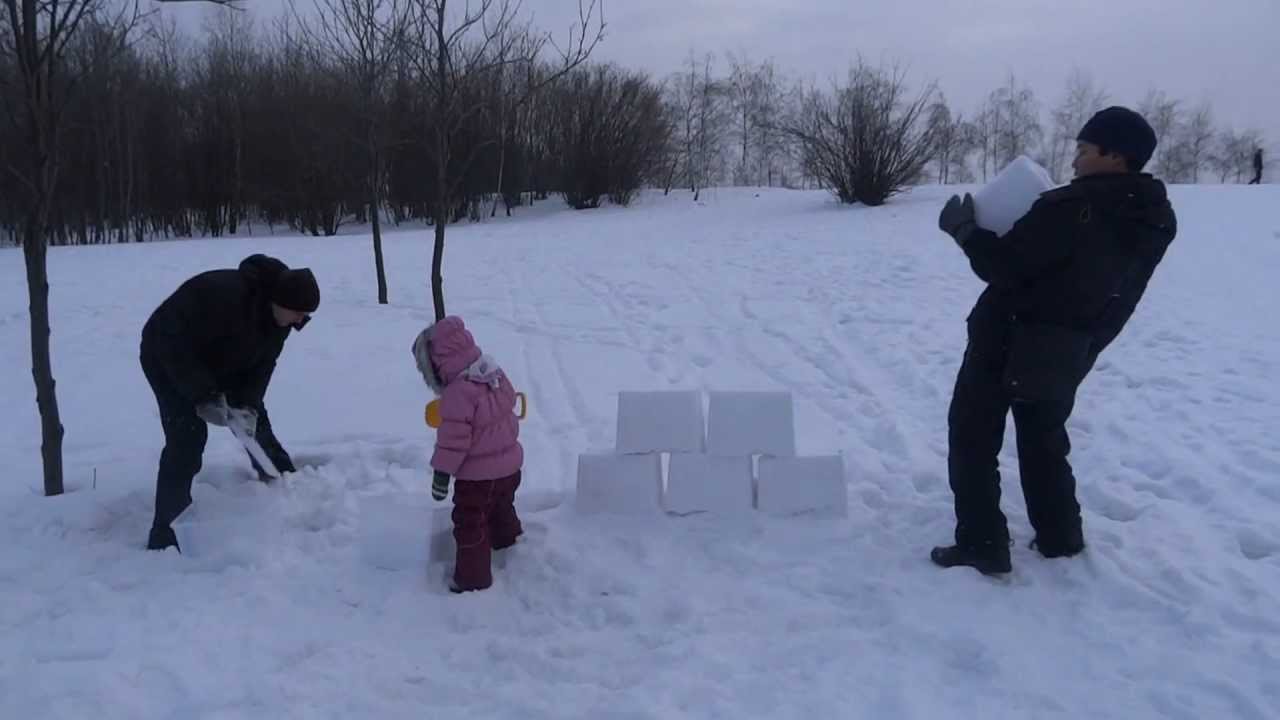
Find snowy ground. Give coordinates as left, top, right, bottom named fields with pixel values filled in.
left=2, top=185, right=1279, bottom=719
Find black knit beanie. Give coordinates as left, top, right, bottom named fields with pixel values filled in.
left=272, top=268, right=320, bottom=312
left=1076, top=106, right=1158, bottom=172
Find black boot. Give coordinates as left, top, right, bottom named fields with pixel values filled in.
left=1030, top=527, right=1085, bottom=559
left=147, top=525, right=181, bottom=552
left=930, top=542, right=1011, bottom=575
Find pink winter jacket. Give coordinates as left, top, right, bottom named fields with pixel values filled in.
left=427, top=316, right=524, bottom=481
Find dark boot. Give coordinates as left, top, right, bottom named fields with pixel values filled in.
left=147, top=525, right=181, bottom=552
left=1030, top=527, right=1085, bottom=558
left=930, top=542, right=1012, bottom=575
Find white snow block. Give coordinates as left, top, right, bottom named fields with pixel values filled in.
left=358, top=493, right=454, bottom=571
left=973, top=155, right=1056, bottom=237
left=615, top=391, right=705, bottom=454
left=665, top=453, right=754, bottom=514
left=756, top=455, right=848, bottom=516
left=171, top=501, right=281, bottom=563
left=706, top=391, right=796, bottom=457
left=575, top=452, right=663, bottom=514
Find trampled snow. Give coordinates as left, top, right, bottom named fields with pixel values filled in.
left=2, top=184, right=1278, bottom=718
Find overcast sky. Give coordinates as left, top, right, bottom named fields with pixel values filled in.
left=160, top=0, right=1280, bottom=158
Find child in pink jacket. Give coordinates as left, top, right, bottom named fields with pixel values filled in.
left=411, top=316, right=524, bottom=592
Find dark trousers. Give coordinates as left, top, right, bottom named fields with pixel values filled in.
left=451, top=471, right=523, bottom=591
left=141, top=351, right=293, bottom=531
left=947, top=343, right=1083, bottom=548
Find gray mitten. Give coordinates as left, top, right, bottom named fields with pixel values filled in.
left=195, top=394, right=232, bottom=427
left=939, top=193, right=977, bottom=246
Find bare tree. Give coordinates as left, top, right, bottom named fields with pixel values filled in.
left=751, top=60, right=793, bottom=187
left=987, top=73, right=1042, bottom=169
left=1, top=0, right=155, bottom=495
left=294, top=0, right=408, bottom=304
left=1046, top=68, right=1107, bottom=182
left=927, top=97, right=976, bottom=184
left=1212, top=127, right=1265, bottom=183
left=690, top=53, right=727, bottom=200
left=662, top=67, right=695, bottom=195
left=783, top=61, right=938, bottom=206
left=724, top=54, right=791, bottom=187
left=1174, top=101, right=1215, bottom=182
left=971, top=100, right=996, bottom=181
left=1139, top=90, right=1183, bottom=178
left=406, top=0, right=602, bottom=320
left=725, top=52, right=760, bottom=186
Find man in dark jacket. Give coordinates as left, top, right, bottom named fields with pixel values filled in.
left=140, top=254, right=320, bottom=551
left=933, top=107, right=1177, bottom=575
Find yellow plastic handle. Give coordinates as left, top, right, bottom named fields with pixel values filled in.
left=515, top=392, right=527, bottom=420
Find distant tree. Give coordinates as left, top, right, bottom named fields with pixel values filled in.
left=405, top=0, right=602, bottom=320
left=927, top=97, right=976, bottom=184
left=550, top=64, right=670, bottom=209
left=1046, top=68, right=1108, bottom=182
left=988, top=73, right=1043, bottom=169
left=294, top=0, right=409, bottom=303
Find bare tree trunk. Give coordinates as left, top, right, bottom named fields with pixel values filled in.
left=431, top=213, right=446, bottom=320
left=23, top=215, right=65, bottom=496
left=492, top=124, right=507, bottom=218
left=371, top=163, right=389, bottom=303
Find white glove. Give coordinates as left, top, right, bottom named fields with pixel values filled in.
left=226, top=405, right=259, bottom=438
left=195, top=395, right=232, bottom=427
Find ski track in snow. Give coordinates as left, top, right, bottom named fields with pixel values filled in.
left=1, top=186, right=1278, bottom=719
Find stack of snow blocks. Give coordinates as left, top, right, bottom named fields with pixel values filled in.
left=575, top=390, right=847, bottom=517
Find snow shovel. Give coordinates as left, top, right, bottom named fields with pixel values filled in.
left=228, top=407, right=282, bottom=480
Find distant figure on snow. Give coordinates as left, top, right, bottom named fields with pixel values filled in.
left=140, top=254, right=320, bottom=551
left=412, top=316, right=524, bottom=593
left=1250, top=148, right=1263, bottom=184
left=933, top=107, right=1177, bottom=575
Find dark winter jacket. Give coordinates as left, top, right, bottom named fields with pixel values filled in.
left=141, top=254, right=293, bottom=408
left=960, top=173, right=1177, bottom=389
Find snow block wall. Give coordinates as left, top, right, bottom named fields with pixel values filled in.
left=706, top=391, right=796, bottom=457
left=757, top=455, right=848, bottom=516
left=576, top=453, right=664, bottom=514
left=615, top=391, right=706, bottom=454
left=666, top=453, right=754, bottom=514
left=576, top=390, right=846, bottom=517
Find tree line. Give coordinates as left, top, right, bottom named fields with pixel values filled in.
left=3, top=13, right=1269, bottom=250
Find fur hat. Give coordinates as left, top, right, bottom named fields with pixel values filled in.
left=411, top=325, right=443, bottom=394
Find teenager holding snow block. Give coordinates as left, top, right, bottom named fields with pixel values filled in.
left=934, top=107, right=1177, bottom=575
left=412, top=316, right=524, bottom=593
left=140, top=254, right=319, bottom=552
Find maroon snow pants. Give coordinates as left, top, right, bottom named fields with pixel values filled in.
left=452, top=471, right=523, bottom=591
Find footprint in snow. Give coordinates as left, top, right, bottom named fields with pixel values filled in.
left=1236, top=528, right=1278, bottom=561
